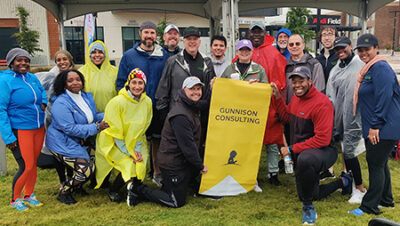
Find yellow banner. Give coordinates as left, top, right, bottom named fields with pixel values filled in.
left=199, top=78, right=271, bottom=196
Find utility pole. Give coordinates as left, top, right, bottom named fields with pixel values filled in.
left=0, top=139, right=6, bottom=176
left=391, top=10, right=399, bottom=56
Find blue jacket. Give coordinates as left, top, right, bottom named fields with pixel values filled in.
left=116, top=42, right=169, bottom=104
left=276, top=28, right=291, bottom=60
left=358, top=61, right=400, bottom=140
left=0, top=69, right=47, bottom=144
left=46, top=92, right=104, bottom=159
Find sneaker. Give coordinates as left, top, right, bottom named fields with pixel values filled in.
left=57, top=191, right=77, bottom=205
left=348, top=189, right=366, bottom=204
left=152, top=174, right=162, bottom=188
left=127, top=182, right=140, bottom=206
left=254, top=184, right=263, bottom=192
left=23, top=193, right=44, bottom=207
left=10, top=198, right=28, bottom=211
left=340, top=171, right=353, bottom=195
left=319, top=170, right=335, bottom=181
left=348, top=208, right=364, bottom=216
left=268, top=174, right=282, bottom=186
left=108, top=192, right=122, bottom=203
left=302, top=205, right=317, bottom=225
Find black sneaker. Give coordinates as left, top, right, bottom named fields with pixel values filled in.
left=340, top=171, right=353, bottom=195
left=57, top=191, right=77, bottom=205
left=319, top=170, right=335, bottom=181
left=378, top=202, right=395, bottom=209
left=195, top=194, right=222, bottom=200
left=268, top=174, right=282, bottom=186
left=127, top=183, right=141, bottom=206
left=108, top=192, right=122, bottom=203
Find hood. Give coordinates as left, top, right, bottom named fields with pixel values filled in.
left=276, top=28, right=292, bottom=41
left=84, top=40, right=112, bottom=72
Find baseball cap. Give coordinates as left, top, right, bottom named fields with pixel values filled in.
left=183, top=26, right=201, bottom=38
left=355, top=34, right=378, bottom=49
left=164, top=24, right=179, bottom=34
left=236, top=39, right=253, bottom=50
left=288, top=66, right=311, bottom=79
left=249, top=21, right=265, bottom=31
left=182, top=76, right=204, bottom=89
left=333, top=36, right=352, bottom=49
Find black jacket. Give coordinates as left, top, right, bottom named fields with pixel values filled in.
left=316, top=48, right=338, bottom=84
left=158, top=90, right=203, bottom=171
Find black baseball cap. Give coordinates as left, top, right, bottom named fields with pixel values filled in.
left=355, top=34, right=378, bottom=49
left=183, top=26, right=201, bottom=38
left=334, top=36, right=351, bottom=49
left=288, top=66, right=311, bottom=79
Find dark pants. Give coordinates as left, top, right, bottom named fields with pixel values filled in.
left=360, top=139, right=395, bottom=215
left=137, top=167, right=197, bottom=208
left=295, top=146, right=342, bottom=205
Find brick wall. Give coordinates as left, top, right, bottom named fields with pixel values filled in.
left=46, top=11, right=60, bottom=60
left=0, top=18, right=18, bottom=27
left=375, top=4, right=400, bottom=49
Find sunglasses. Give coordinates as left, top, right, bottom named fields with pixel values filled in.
left=288, top=42, right=301, bottom=47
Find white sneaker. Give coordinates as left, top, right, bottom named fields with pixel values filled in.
left=254, top=181, right=262, bottom=192
left=348, top=189, right=366, bottom=204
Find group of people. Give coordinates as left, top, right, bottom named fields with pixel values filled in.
left=0, top=20, right=399, bottom=225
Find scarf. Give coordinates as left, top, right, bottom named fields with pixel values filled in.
left=353, top=55, right=386, bottom=115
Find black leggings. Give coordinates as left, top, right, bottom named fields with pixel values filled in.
left=136, top=167, right=196, bottom=208
left=37, top=152, right=73, bottom=184
left=295, top=147, right=342, bottom=205
left=344, top=157, right=362, bottom=186
left=52, top=152, right=94, bottom=192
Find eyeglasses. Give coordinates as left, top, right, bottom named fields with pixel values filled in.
left=321, top=33, right=335, bottom=38
left=288, top=42, right=301, bottom=47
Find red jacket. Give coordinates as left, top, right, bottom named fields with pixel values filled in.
left=275, top=86, right=334, bottom=153
left=234, top=35, right=287, bottom=145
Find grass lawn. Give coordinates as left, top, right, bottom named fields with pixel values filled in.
left=1, top=149, right=399, bottom=225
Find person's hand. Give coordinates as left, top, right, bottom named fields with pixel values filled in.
left=280, top=146, right=289, bottom=158
left=201, top=165, right=208, bottom=175
left=368, top=128, right=380, bottom=145
left=270, top=82, right=281, bottom=99
left=99, top=121, right=109, bottom=130
left=6, top=141, right=17, bottom=151
left=41, top=104, right=46, bottom=111
left=210, top=78, right=216, bottom=89
left=132, top=151, right=143, bottom=163
left=248, top=79, right=260, bottom=84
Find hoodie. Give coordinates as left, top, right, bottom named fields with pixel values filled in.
left=275, top=28, right=292, bottom=60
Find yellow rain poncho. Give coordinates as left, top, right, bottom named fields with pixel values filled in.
left=95, top=88, right=152, bottom=187
left=79, top=40, right=118, bottom=112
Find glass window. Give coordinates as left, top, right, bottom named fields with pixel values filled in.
left=122, top=27, right=140, bottom=52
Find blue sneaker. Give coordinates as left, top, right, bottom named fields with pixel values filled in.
left=23, top=193, right=43, bottom=207
left=348, top=208, right=364, bottom=216
left=302, top=205, right=317, bottom=225
left=10, top=198, right=28, bottom=211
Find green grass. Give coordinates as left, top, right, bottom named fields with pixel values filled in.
left=1, top=149, right=399, bottom=225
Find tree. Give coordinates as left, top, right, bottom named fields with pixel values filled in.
left=156, top=17, right=168, bottom=46
left=13, top=6, right=43, bottom=55
left=284, top=8, right=315, bottom=43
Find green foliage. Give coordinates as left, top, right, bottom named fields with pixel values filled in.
left=156, top=18, right=168, bottom=46
left=13, top=6, right=43, bottom=56
left=284, top=7, right=316, bottom=43
left=1, top=150, right=399, bottom=225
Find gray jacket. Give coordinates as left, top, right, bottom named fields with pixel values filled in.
left=155, top=50, right=216, bottom=111
left=285, top=52, right=325, bottom=103
left=326, top=55, right=365, bottom=159
left=211, top=57, right=231, bottom=77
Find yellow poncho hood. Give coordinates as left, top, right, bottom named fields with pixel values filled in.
left=95, top=88, right=152, bottom=187
left=79, top=40, right=118, bottom=112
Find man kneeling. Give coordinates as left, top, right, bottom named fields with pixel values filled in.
left=127, top=76, right=208, bottom=207
left=271, top=66, right=352, bottom=225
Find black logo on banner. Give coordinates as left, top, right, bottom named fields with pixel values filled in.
left=225, top=150, right=239, bottom=165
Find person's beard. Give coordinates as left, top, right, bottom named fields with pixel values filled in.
left=142, top=38, right=155, bottom=48
left=278, top=42, right=287, bottom=49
